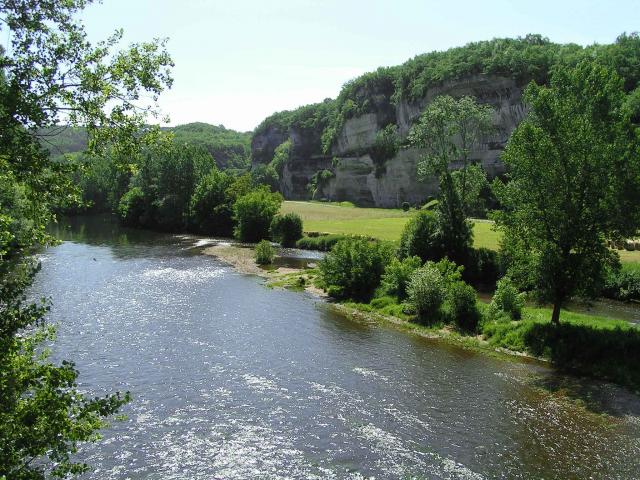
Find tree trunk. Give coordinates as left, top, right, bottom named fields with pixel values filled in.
left=551, top=301, right=562, bottom=326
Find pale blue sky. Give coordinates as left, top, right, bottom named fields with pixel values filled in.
left=80, top=0, right=639, bottom=131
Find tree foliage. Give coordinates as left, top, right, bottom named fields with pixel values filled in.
left=319, top=237, right=393, bottom=300
left=0, top=1, right=173, bottom=477
left=380, top=256, right=422, bottom=300
left=233, top=187, right=283, bottom=242
left=398, top=210, right=442, bottom=262
left=189, top=167, right=236, bottom=236
left=494, top=61, right=640, bottom=324
left=270, top=213, right=303, bottom=247
left=409, top=96, right=492, bottom=262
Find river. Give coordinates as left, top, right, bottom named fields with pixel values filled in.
left=32, top=216, right=640, bottom=479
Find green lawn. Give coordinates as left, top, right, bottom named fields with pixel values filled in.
left=281, top=200, right=640, bottom=263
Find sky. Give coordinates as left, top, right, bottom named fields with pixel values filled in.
left=79, top=0, right=640, bottom=132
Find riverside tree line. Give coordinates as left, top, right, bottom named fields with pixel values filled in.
left=1, top=0, right=640, bottom=477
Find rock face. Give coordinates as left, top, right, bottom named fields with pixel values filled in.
left=251, top=74, right=527, bottom=207
left=251, top=126, right=288, bottom=165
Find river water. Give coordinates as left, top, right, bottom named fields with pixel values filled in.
left=32, top=216, right=640, bottom=479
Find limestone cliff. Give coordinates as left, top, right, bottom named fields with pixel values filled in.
left=251, top=73, right=526, bottom=207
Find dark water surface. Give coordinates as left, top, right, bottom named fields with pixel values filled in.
left=33, top=216, right=640, bottom=479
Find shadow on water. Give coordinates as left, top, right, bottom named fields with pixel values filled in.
left=531, top=374, right=640, bottom=418
left=51, top=215, right=230, bottom=260
left=51, top=214, right=163, bottom=246
left=315, top=302, right=376, bottom=337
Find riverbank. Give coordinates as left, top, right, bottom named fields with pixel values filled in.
left=202, top=242, right=326, bottom=297
left=202, top=244, right=549, bottom=363
left=202, top=241, right=640, bottom=394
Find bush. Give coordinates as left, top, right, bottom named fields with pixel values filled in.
left=319, top=237, right=393, bottom=300
left=117, top=187, right=146, bottom=226
left=233, top=187, right=283, bottom=242
left=270, top=213, right=303, bottom=247
left=296, top=233, right=350, bottom=251
left=445, top=281, right=481, bottom=332
left=398, top=210, right=442, bottom=261
left=255, top=240, right=275, bottom=265
left=401, top=201, right=411, bottom=212
left=406, top=262, right=446, bottom=323
left=602, top=264, right=640, bottom=302
left=381, top=256, right=422, bottom=299
left=489, top=277, right=524, bottom=319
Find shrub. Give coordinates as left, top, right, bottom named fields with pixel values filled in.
left=401, top=201, right=411, bottom=212
left=233, top=187, right=283, bottom=242
left=117, top=187, right=146, bottom=226
left=381, top=256, right=422, bottom=299
left=270, top=213, right=303, bottom=247
left=602, top=264, right=640, bottom=302
left=255, top=240, right=275, bottom=265
left=296, top=233, right=350, bottom=251
left=489, top=277, right=524, bottom=319
left=406, top=262, right=446, bottom=323
left=398, top=210, right=442, bottom=261
left=445, top=281, right=481, bottom=332
left=319, top=237, right=393, bottom=300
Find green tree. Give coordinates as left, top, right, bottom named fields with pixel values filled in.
left=380, top=256, right=422, bottom=300
left=125, top=142, right=215, bottom=231
left=270, top=213, right=303, bottom=247
left=494, top=62, right=640, bottom=325
left=251, top=163, right=280, bottom=192
left=233, top=187, right=283, bottom=242
left=451, top=163, right=489, bottom=217
left=408, top=96, right=493, bottom=262
left=406, top=262, right=446, bottom=323
left=189, top=167, right=235, bottom=236
left=398, top=210, right=442, bottom=262
left=0, top=1, right=173, bottom=477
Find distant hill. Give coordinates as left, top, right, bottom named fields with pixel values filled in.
left=40, top=122, right=251, bottom=170
left=167, top=122, right=251, bottom=170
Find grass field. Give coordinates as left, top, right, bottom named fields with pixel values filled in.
left=281, top=200, right=640, bottom=263
left=282, top=201, right=500, bottom=250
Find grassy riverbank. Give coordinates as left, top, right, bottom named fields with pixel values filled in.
left=203, top=241, right=640, bottom=393
left=335, top=296, right=640, bottom=392
left=281, top=201, right=638, bottom=263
